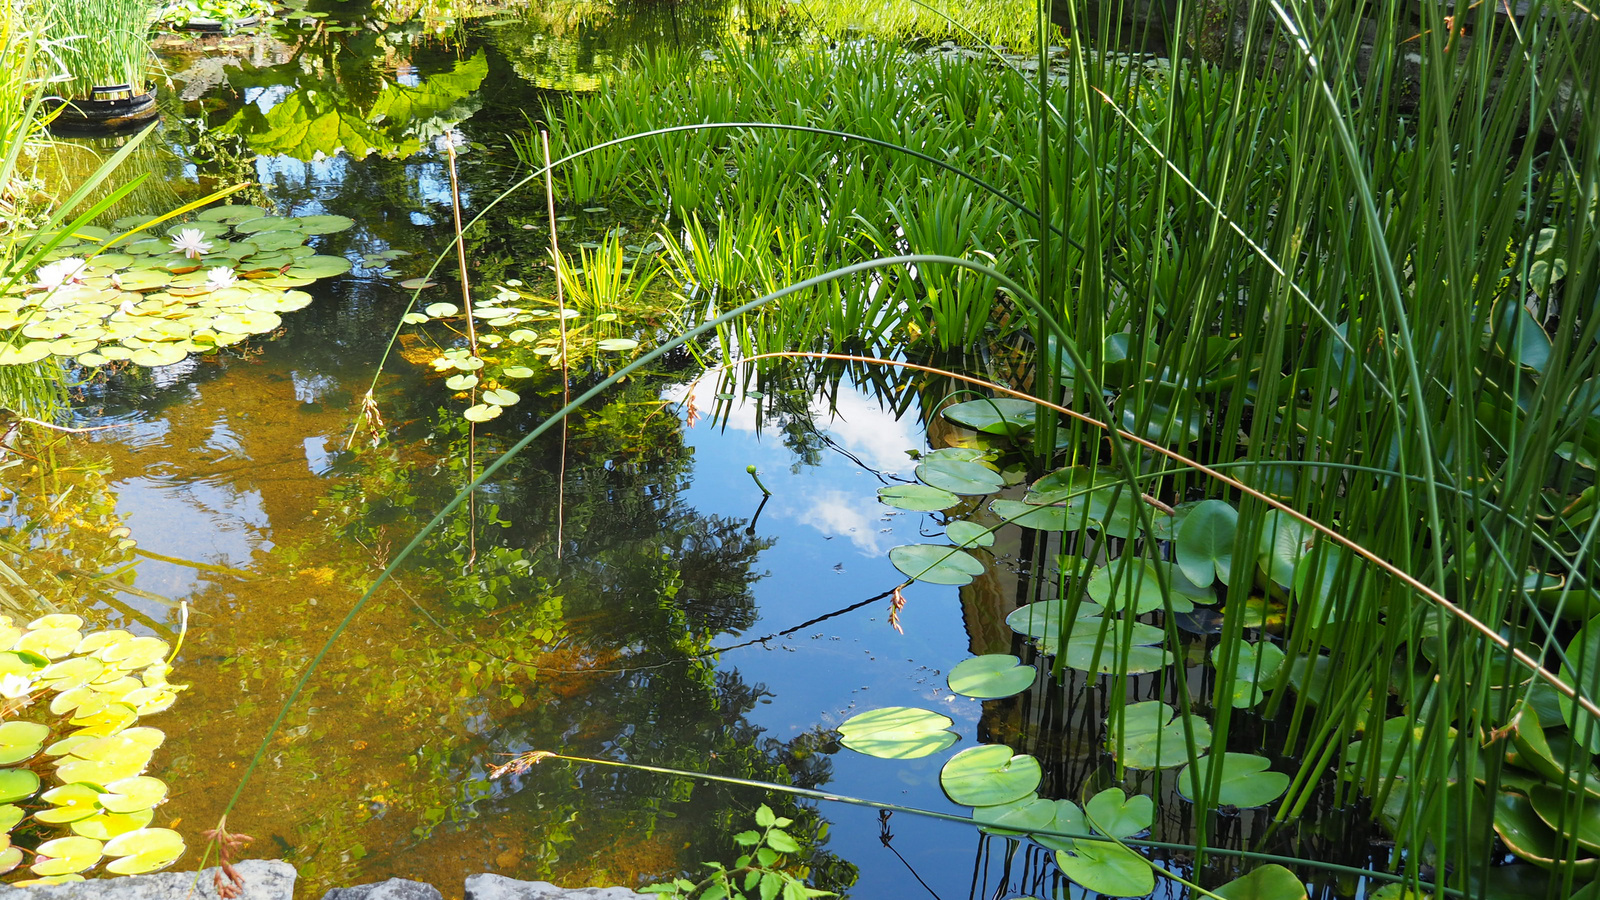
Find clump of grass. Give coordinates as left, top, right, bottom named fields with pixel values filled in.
left=36, top=0, right=161, bottom=98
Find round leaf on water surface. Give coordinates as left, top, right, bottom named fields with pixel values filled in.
left=596, top=338, right=639, bottom=351
left=1041, top=616, right=1171, bottom=676
left=30, top=836, right=102, bottom=876
left=1178, top=753, right=1289, bottom=809
left=878, top=484, right=958, bottom=512
left=444, top=374, right=478, bottom=391
left=0, top=803, right=23, bottom=832
left=55, top=752, right=150, bottom=787
left=1494, top=790, right=1600, bottom=875
left=38, top=657, right=105, bottom=691
left=941, top=398, right=1037, bottom=437
left=286, top=255, right=352, bottom=279
left=502, top=366, right=534, bottom=379
left=399, top=278, right=438, bottom=291
left=1005, top=599, right=1103, bottom=639
left=944, top=521, right=994, bottom=549
left=36, top=784, right=102, bottom=824
left=940, top=745, right=1041, bottom=807
left=424, top=303, right=459, bottom=318
left=196, top=204, right=270, bottom=224
left=1214, top=865, right=1308, bottom=900
left=72, top=809, right=153, bottom=841
left=972, top=794, right=1054, bottom=836
left=234, top=216, right=298, bottom=234
left=988, top=499, right=1071, bottom=532
left=0, top=721, right=48, bottom=766
left=0, top=845, right=20, bottom=875
left=1176, top=499, right=1239, bottom=588
left=836, top=707, right=956, bottom=760
left=17, top=628, right=81, bottom=660
left=915, top=458, right=1003, bottom=496
left=947, top=655, right=1035, bottom=700
left=242, top=230, right=305, bottom=252
left=889, top=544, right=986, bottom=586
left=128, top=345, right=190, bottom=368
left=463, top=404, right=502, bottom=423
left=482, top=388, right=519, bottom=407
left=1106, top=700, right=1211, bottom=770
left=0, top=343, right=52, bottom=366
left=1054, top=841, right=1154, bottom=897
left=1084, top=788, right=1153, bottom=839
left=294, top=214, right=355, bottom=234
left=99, top=776, right=167, bottom=814
left=103, top=828, right=185, bottom=874
left=1213, top=639, right=1286, bottom=709
left=1087, top=560, right=1194, bottom=615
left=1029, top=799, right=1088, bottom=852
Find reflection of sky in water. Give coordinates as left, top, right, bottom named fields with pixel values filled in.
left=113, top=474, right=267, bottom=604
left=672, top=378, right=986, bottom=899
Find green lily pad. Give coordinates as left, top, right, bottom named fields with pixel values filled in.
left=836, top=707, right=956, bottom=759
left=0, top=343, right=52, bottom=365
left=940, top=745, right=1041, bottom=807
left=127, top=345, right=189, bottom=368
left=1215, top=865, right=1308, bottom=900
left=942, top=398, right=1037, bottom=437
left=989, top=499, right=1074, bottom=532
left=597, top=338, right=639, bottom=351
left=36, top=784, right=103, bottom=823
left=1529, top=784, right=1600, bottom=853
left=972, top=794, right=1055, bottom=836
left=0, top=804, right=23, bottom=832
left=502, top=366, right=534, bottom=378
left=878, top=484, right=959, bottom=512
left=444, top=374, right=478, bottom=391
left=1084, top=788, right=1153, bottom=839
left=72, top=809, right=154, bottom=841
left=916, top=458, right=1003, bottom=495
left=1176, top=499, right=1239, bottom=588
left=1178, top=753, right=1290, bottom=808
left=482, top=388, right=519, bottom=407
left=103, top=828, right=185, bottom=874
left=295, top=215, right=355, bottom=234
left=1030, top=799, right=1088, bottom=852
left=947, top=655, right=1035, bottom=699
left=463, top=404, right=502, bottom=423
left=1004, top=599, right=1103, bottom=639
left=1055, top=841, right=1154, bottom=897
left=1087, top=559, right=1195, bottom=614
left=1106, top=700, right=1211, bottom=769
left=196, top=204, right=270, bottom=224
left=1560, top=615, right=1600, bottom=753
left=99, top=776, right=167, bottom=815
left=234, top=216, right=299, bottom=234
left=0, top=721, right=48, bottom=766
left=16, top=628, right=80, bottom=659
left=1040, top=616, right=1171, bottom=676
left=1213, top=639, right=1286, bottom=709
left=944, top=521, right=994, bottom=548
left=31, top=836, right=103, bottom=876
left=889, top=544, right=987, bottom=586
left=286, top=255, right=352, bottom=279
left=1495, top=789, right=1600, bottom=874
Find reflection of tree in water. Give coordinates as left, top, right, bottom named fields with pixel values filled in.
left=316, top=367, right=858, bottom=893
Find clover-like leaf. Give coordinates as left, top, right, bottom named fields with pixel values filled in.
left=878, top=484, right=958, bottom=512
left=1084, top=788, right=1153, bottom=839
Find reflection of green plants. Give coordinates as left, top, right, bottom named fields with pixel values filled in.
left=155, top=0, right=273, bottom=27
left=0, top=614, right=185, bottom=885
left=639, top=805, right=831, bottom=900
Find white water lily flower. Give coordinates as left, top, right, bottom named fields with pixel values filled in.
left=35, top=257, right=88, bottom=289
left=0, top=672, right=35, bottom=699
left=170, top=228, right=213, bottom=259
left=205, top=266, right=238, bottom=290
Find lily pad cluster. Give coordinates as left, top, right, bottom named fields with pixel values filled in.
left=407, top=282, right=646, bottom=423
left=0, top=206, right=354, bottom=368
left=0, top=614, right=186, bottom=885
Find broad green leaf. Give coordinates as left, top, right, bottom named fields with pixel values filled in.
left=0, top=768, right=40, bottom=803
left=482, top=388, right=520, bottom=406
left=944, top=521, right=994, bottom=548
left=1083, top=788, right=1153, bottom=839
left=1529, top=784, right=1600, bottom=853
left=836, top=707, right=956, bottom=759
left=1004, top=599, right=1103, bottom=639
left=940, top=745, right=1041, bottom=807
left=878, top=484, right=958, bottom=512
left=1040, top=616, right=1171, bottom=676
left=888, top=544, right=986, bottom=586
left=1087, top=559, right=1195, bottom=614
left=102, top=828, right=185, bottom=874
left=1560, top=615, right=1600, bottom=753
left=947, top=655, right=1035, bottom=699
left=1106, top=700, right=1211, bottom=770
left=99, top=776, right=168, bottom=814
left=596, top=338, right=639, bottom=351
left=1494, top=790, right=1600, bottom=875
left=1215, top=865, right=1308, bottom=900
left=915, top=458, right=1002, bottom=495
left=1054, top=841, right=1154, bottom=897
left=1178, top=753, right=1290, bottom=808
left=0, top=721, right=48, bottom=765
left=1213, top=639, right=1286, bottom=708
left=463, top=404, right=502, bottom=423
left=989, top=499, right=1071, bottom=532
left=1029, top=799, right=1087, bottom=852
left=1257, top=511, right=1313, bottom=587
left=972, top=794, right=1054, bottom=836
left=941, top=398, right=1037, bottom=437
left=1176, top=499, right=1238, bottom=588
left=30, top=836, right=103, bottom=876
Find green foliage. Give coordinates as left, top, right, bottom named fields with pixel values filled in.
left=33, top=0, right=159, bottom=97
left=0, top=208, right=353, bottom=369
left=154, top=0, right=273, bottom=27
left=640, top=805, right=833, bottom=900
left=0, top=614, right=185, bottom=885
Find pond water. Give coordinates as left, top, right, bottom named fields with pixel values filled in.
left=7, top=3, right=1397, bottom=898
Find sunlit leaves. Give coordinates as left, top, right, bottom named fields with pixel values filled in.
left=888, top=544, right=986, bottom=586
left=940, top=745, right=1041, bottom=807
left=1178, top=753, right=1290, bottom=809
left=941, top=398, right=1037, bottom=437
left=1106, top=701, right=1211, bottom=770
left=1175, top=500, right=1238, bottom=588
left=1054, top=841, right=1154, bottom=897
left=1215, top=865, right=1308, bottom=900
left=947, top=655, right=1035, bottom=699
left=836, top=707, right=956, bottom=759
